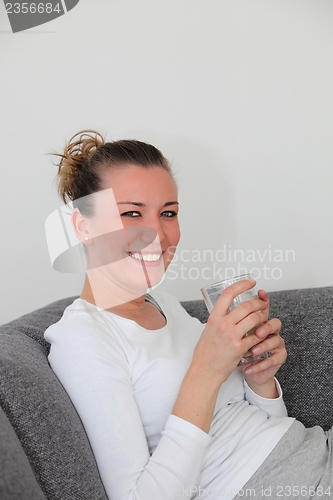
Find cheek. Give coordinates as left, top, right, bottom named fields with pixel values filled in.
left=172, top=224, right=181, bottom=246
left=165, top=226, right=180, bottom=258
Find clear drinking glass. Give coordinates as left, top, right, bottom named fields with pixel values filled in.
left=201, top=273, right=272, bottom=365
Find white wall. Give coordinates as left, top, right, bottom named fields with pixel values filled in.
left=1, top=0, right=332, bottom=325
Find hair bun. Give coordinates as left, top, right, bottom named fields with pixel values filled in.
left=55, top=130, right=105, bottom=204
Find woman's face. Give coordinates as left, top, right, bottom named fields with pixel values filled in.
left=83, top=165, right=180, bottom=296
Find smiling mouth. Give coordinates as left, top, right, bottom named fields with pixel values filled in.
left=128, top=252, right=163, bottom=262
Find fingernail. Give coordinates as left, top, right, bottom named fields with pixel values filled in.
left=256, top=327, right=266, bottom=336
left=251, top=346, right=260, bottom=355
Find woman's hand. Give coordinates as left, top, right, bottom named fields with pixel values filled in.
left=241, top=290, right=287, bottom=398
left=192, top=279, right=269, bottom=386
left=173, top=282, right=286, bottom=432
left=173, top=279, right=269, bottom=433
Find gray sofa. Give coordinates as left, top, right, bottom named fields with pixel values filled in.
left=0, top=287, right=332, bottom=499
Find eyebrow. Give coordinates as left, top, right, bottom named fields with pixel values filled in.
left=117, top=201, right=179, bottom=207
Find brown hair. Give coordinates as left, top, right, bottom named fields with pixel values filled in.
left=54, top=130, right=173, bottom=215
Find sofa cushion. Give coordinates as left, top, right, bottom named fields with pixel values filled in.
left=0, top=298, right=108, bottom=500
left=269, top=286, right=333, bottom=431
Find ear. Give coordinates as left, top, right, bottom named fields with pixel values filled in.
left=71, top=208, right=92, bottom=244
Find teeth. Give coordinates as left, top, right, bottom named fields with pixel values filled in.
left=129, top=252, right=161, bottom=262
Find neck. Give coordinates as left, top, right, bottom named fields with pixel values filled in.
left=80, top=269, right=148, bottom=311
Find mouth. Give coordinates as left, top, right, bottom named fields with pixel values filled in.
left=127, top=251, right=163, bottom=263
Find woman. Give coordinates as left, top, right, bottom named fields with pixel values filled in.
left=45, top=131, right=332, bottom=500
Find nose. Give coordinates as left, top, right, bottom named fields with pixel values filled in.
left=124, top=225, right=162, bottom=253
left=140, top=216, right=165, bottom=246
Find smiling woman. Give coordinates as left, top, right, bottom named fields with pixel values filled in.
left=55, top=130, right=180, bottom=313
left=44, top=130, right=333, bottom=500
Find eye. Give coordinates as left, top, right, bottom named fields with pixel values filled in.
left=161, top=210, right=178, bottom=218
left=121, top=211, right=141, bottom=218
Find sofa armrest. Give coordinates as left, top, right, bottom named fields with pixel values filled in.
left=0, top=406, right=46, bottom=500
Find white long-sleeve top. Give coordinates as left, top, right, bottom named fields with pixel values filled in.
left=44, top=291, right=294, bottom=500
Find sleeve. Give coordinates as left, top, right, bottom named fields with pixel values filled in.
left=244, top=378, right=289, bottom=418
left=46, top=319, right=211, bottom=500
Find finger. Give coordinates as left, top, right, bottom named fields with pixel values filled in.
left=213, top=279, right=257, bottom=315
left=251, top=334, right=285, bottom=358
left=240, top=331, right=266, bottom=355
left=258, top=289, right=269, bottom=306
left=257, top=289, right=270, bottom=321
left=255, top=317, right=282, bottom=339
left=229, top=297, right=269, bottom=326
left=243, top=349, right=286, bottom=375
